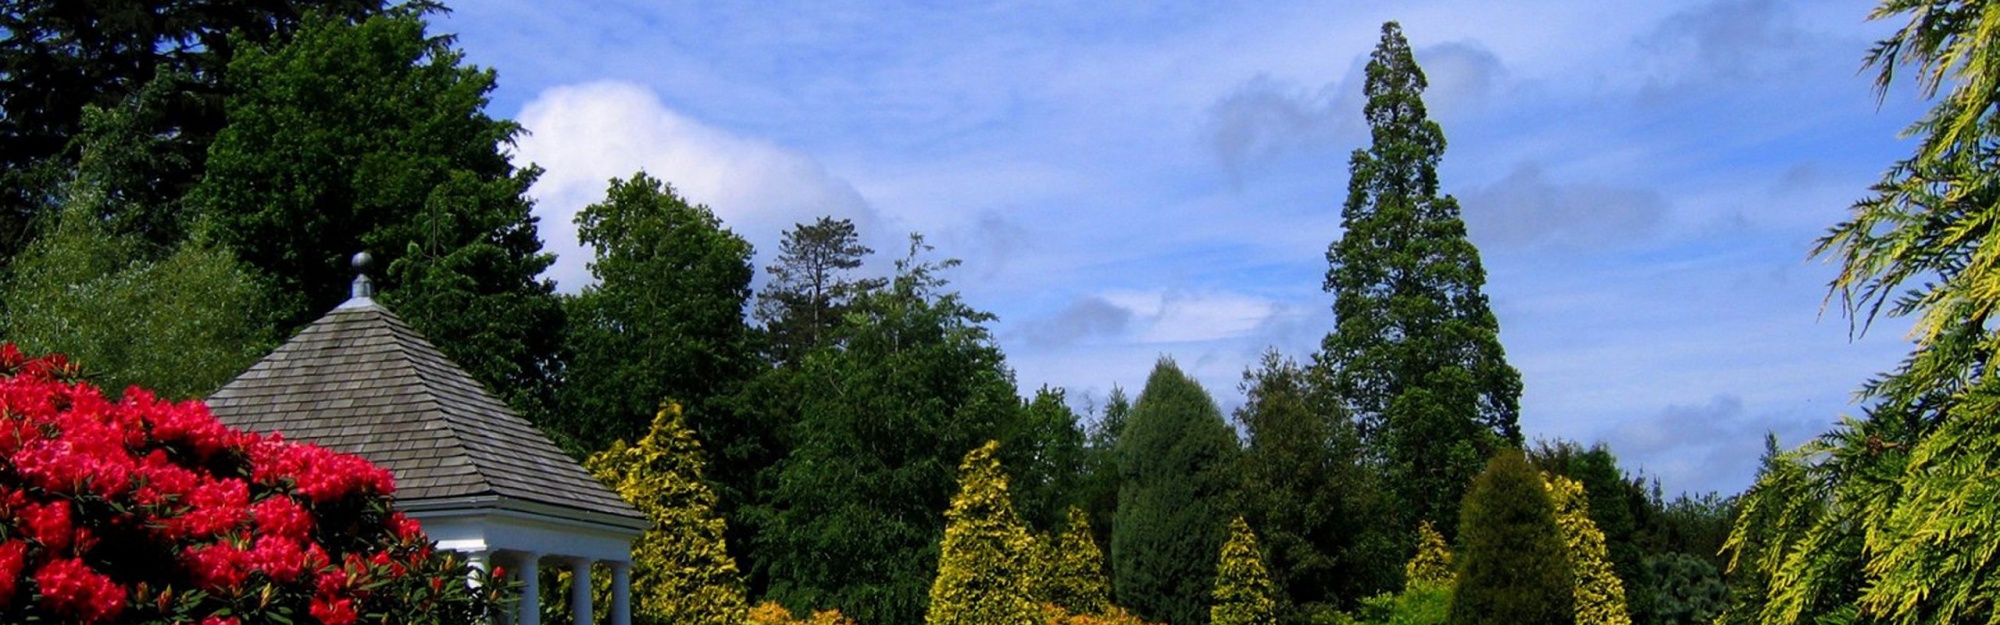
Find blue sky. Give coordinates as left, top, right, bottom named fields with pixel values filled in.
left=437, top=0, right=1931, bottom=497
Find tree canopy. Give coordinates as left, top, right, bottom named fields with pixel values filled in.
left=1113, top=358, right=1240, bottom=625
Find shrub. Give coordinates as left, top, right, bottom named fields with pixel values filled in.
left=1030, top=507, right=1112, bottom=615
left=1542, top=475, right=1629, bottom=625
left=748, top=599, right=860, bottom=625
left=1211, top=517, right=1277, bottom=625
left=1404, top=522, right=1453, bottom=589
left=584, top=403, right=748, bottom=625
left=0, top=344, right=505, bottom=624
left=928, top=440, right=1038, bottom=625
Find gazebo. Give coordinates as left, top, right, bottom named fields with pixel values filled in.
left=207, top=259, right=646, bottom=625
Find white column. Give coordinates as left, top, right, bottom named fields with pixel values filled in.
left=517, top=553, right=542, bottom=625
left=609, top=562, right=631, bottom=625
left=568, top=557, right=594, bottom=625
left=466, top=551, right=490, bottom=587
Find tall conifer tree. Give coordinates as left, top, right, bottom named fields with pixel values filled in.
left=1318, top=21, right=1521, bottom=539
left=1450, top=450, right=1573, bottom=625
left=1112, top=359, right=1239, bottom=625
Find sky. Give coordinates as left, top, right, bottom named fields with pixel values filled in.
left=435, top=0, right=1934, bottom=497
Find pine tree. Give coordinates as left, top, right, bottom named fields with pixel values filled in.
left=1032, top=507, right=1113, bottom=616
left=1211, top=517, right=1278, bottom=625
left=1113, top=358, right=1239, bottom=625
left=584, top=403, right=750, bottom=625
left=1405, top=521, right=1453, bottom=589
left=1544, top=475, right=1630, bottom=625
left=1317, top=20, right=1521, bottom=541
left=755, top=216, right=881, bottom=365
left=1449, top=450, right=1573, bottom=625
left=928, top=440, right=1040, bottom=625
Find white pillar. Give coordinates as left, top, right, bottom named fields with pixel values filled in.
left=569, top=557, right=594, bottom=625
left=517, top=553, right=541, bottom=625
left=609, top=562, right=631, bottom=625
left=466, top=551, right=490, bottom=587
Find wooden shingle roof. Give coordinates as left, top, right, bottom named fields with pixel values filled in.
left=208, top=297, right=642, bottom=523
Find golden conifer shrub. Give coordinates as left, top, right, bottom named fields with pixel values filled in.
left=1031, top=507, right=1113, bottom=615
left=1211, top=516, right=1279, bottom=625
left=928, top=440, right=1040, bottom=625
left=1543, top=474, right=1632, bottom=625
left=1405, top=521, right=1455, bottom=589
left=584, top=403, right=749, bottom=625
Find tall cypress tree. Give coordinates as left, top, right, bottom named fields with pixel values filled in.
left=1318, top=21, right=1522, bottom=540
left=1112, top=359, right=1239, bottom=625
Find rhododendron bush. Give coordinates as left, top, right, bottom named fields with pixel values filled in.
left=0, top=345, right=509, bottom=624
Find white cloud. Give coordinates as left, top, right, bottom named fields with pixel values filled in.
left=1102, top=289, right=1281, bottom=345
left=512, top=81, right=885, bottom=291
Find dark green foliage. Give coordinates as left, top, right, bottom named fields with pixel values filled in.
left=758, top=237, right=1024, bottom=625
left=0, top=0, right=393, bottom=260
left=755, top=216, right=882, bottom=365
left=1112, top=358, right=1240, bottom=625
left=1078, top=386, right=1132, bottom=553
left=1529, top=442, right=1646, bottom=622
left=1010, top=386, right=1090, bottom=532
left=1449, top=449, right=1573, bottom=625
left=1235, top=349, right=1397, bottom=618
left=1640, top=553, right=1724, bottom=625
left=560, top=172, right=756, bottom=452
left=189, top=8, right=562, bottom=416
left=1318, top=21, right=1520, bottom=544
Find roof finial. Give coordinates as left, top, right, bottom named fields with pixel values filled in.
left=350, top=251, right=375, bottom=300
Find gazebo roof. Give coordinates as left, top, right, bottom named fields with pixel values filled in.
left=207, top=295, right=642, bottom=524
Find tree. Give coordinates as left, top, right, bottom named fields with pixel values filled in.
left=0, top=0, right=393, bottom=261
left=1078, top=386, right=1132, bottom=553
left=1032, top=507, right=1113, bottom=616
left=1544, top=475, right=1631, bottom=625
left=1640, top=554, right=1724, bottom=625
left=755, top=216, right=881, bottom=364
left=1234, top=349, right=1396, bottom=617
left=1449, top=450, right=1572, bottom=625
left=928, top=440, right=1040, bottom=625
left=1, top=175, right=269, bottom=400
left=1528, top=442, right=1647, bottom=623
left=1722, top=2, right=2000, bottom=624
left=1010, top=387, right=1090, bottom=531
left=560, top=172, right=757, bottom=452
left=188, top=8, right=562, bottom=416
left=1404, top=522, right=1452, bottom=589
left=1317, top=21, right=1521, bottom=542
left=1113, top=358, right=1239, bottom=625
left=759, top=237, right=1024, bottom=625
left=1211, top=517, right=1279, bottom=625
left=585, top=403, right=750, bottom=625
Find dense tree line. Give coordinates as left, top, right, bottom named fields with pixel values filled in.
left=11, top=2, right=1988, bottom=625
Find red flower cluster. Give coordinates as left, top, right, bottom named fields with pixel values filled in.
left=0, top=345, right=505, bottom=624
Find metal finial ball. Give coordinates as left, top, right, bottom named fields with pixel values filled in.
left=351, top=252, right=373, bottom=272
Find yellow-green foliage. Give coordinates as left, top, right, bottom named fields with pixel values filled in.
left=1543, top=474, right=1630, bottom=625
left=1032, top=507, right=1113, bottom=615
left=929, top=440, right=1040, bottom=625
left=1405, top=521, right=1454, bottom=589
left=748, top=600, right=860, bottom=625
left=584, top=403, right=748, bottom=625
left=1212, top=516, right=1279, bottom=625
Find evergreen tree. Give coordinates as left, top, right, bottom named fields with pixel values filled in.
left=1528, top=442, right=1648, bottom=624
left=189, top=9, right=563, bottom=415
left=1079, top=386, right=1132, bottom=554
left=1032, top=507, right=1113, bottom=616
left=1211, top=517, right=1279, bottom=625
left=1544, top=475, right=1631, bottom=625
left=0, top=0, right=392, bottom=261
left=760, top=237, right=1023, bottom=625
left=1113, top=358, right=1239, bottom=625
left=1011, top=386, right=1090, bottom=531
left=756, top=216, right=881, bottom=365
left=1449, top=450, right=1572, bottom=625
left=928, top=440, right=1040, bottom=625
left=585, top=403, right=750, bottom=625
left=560, top=172, right=757, bottom=452
left=1724, top=2, right=2000, bottom=624
left=1234, top=349, right=1396, bottom=617
left=1317, top=21, right=1521, bottom=541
